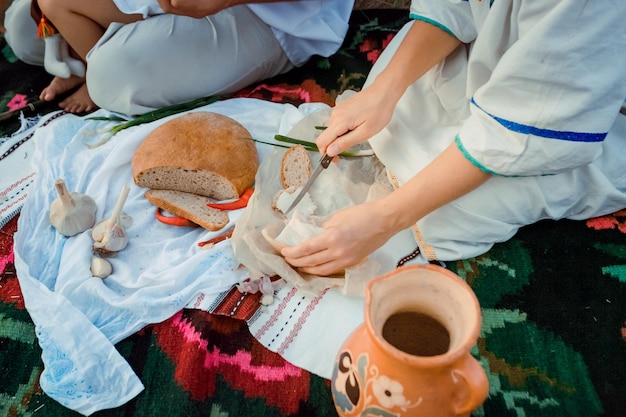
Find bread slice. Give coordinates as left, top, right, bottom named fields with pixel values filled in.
left=145, top=189, right=229, bottom=231
left=280, top=145, right=311, bottom=189
left=132, top=112, right=258, bottom=201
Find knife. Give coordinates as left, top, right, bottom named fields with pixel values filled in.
left=284, top=153, right=334, bottom=215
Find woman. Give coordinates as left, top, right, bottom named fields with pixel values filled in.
left=283, top=0, right=626, bottom=276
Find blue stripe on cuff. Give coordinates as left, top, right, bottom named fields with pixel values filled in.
left=471, top=98, right=607, bottom=142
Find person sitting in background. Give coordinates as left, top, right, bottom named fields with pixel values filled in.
left=282, top=0, right=626, bottom=276
left=4, top=0, right=353, bottom=115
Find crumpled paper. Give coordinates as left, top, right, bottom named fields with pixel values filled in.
left=231, top=108, right=395, bottom=296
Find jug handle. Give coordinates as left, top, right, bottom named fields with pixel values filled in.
left=450, top=353, right=489, bottom=415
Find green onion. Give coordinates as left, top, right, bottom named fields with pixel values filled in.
left=86, top=97, right=374, bottom=158
left=88, top=116, right=128, bottom=122
left=274, top=134, right=319, bottom=148
left=272, top=134, right=373, bottom=157
left=87, top=95, right=224, bottom=135
left=250, top=138, right=316, bottom=152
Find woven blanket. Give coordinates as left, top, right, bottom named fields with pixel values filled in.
left=1, top=9, right=625, bottom=417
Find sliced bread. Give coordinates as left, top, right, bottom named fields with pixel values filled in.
left=280, top=144, right=311, bottom=189
left=132, top=112, right=258, bottom=201
left=145, top=189, right=229, bottom=231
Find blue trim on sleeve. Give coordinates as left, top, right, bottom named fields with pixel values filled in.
left=454, top=135, right=501, bottom=176
left=455, top=134, right=557, bottom=178
left=471, top=98, right=607, bottom=142
left=409, top=13, right=455, bottom=37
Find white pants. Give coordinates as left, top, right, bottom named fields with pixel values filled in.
left=4, top=0, right=45, bottom=66
left=4, top=0, right=293, bottom=115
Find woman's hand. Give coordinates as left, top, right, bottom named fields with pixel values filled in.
left=317, top=20, right=462, bottom=158
left=316, top=82, right=399, bottom=157
left=282, top=143, right=493, bottom=276
left=281, top=200, right=397, bottom=276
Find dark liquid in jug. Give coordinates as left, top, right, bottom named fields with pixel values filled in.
left=382, top=311, right=450, bottom=357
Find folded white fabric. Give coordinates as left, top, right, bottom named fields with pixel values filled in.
left=13, top=98, right=328, bottom=415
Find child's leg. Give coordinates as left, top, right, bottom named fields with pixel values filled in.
left=37, top=0, right=142, bottom=60
left=0, top=0, right=14, bottom=33
left=37, top=0, right=142, bottom=113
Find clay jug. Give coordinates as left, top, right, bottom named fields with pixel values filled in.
left=331, top=264, right=488, bottom=417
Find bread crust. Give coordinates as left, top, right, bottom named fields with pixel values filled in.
left=132, top=112, right=258, bottom=200
left=145, top=189, right=229, bottom=231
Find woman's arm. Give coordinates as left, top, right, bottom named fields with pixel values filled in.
left=282, top=142, right=490, bottom=276
left=280, top=20, right=470, bottom=275
left=316, top=19, right=462, bottom=157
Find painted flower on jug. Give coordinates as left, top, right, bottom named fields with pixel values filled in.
left=372, top=375, right=411, bottom=409
left=332, top=351, right=422, bottom=417
left=332, top=351, right=362, bottom=413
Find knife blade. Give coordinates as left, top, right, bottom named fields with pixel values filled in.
left=284, top=153, right=333, bottom=215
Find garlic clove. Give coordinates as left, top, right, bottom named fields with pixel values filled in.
left=261, top=295, right=274, bottom=306
left=49, top=179, right=97, bottom=236
left=92, top=219, right=128, bottom=255
left=91, top=257, right=112, bottom=278
left=92, top=185, right=130, bottom=255
left=118, top=212, right=133, bottom=228
left=91, top=219, right=106, bottom=242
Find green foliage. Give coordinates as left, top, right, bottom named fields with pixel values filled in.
left=1, top=43, right=18, bottom=64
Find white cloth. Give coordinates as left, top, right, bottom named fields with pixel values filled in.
left=3, top=0, right=44, bottom=66
left=366, top=0, right=626, bottom=260
left=0, top=115, right=44, bottom=228
left=13, top=98, right=350, bottom=415
left=13, top=98, right=422, bottom=414
left=86, top=6, right=293, bottom=115
left=231, top=105, right=414, bottom=297
left=191, top=227, right=418, bottom=379
left=112, top=0, right=353, bottom=60
left=247, top=0, right=354, bottom=66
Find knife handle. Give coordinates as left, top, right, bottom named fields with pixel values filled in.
left=319, top=154, right=333, bottom=169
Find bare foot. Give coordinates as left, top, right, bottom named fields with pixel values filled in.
left=58, top=83, right=97, bottom=114
left=40, top=75, right=83, bottom=101
left=40, top=76, right=98, bottom=114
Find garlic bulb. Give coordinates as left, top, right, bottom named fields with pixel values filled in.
left=49, top=179, right=97, bottom=236
left=92, top=185, right=130, bottom=255
left=261, top=294, right=275, bottom=306
left=91, top=257, right=112, bottom=278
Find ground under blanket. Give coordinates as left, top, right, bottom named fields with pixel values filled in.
left=1, top=9, right=625, bottom=417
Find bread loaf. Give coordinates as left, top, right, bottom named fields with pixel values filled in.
left=132, top=112, right=258, bottom=200
left=145, top=189, right=229, bottom=231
